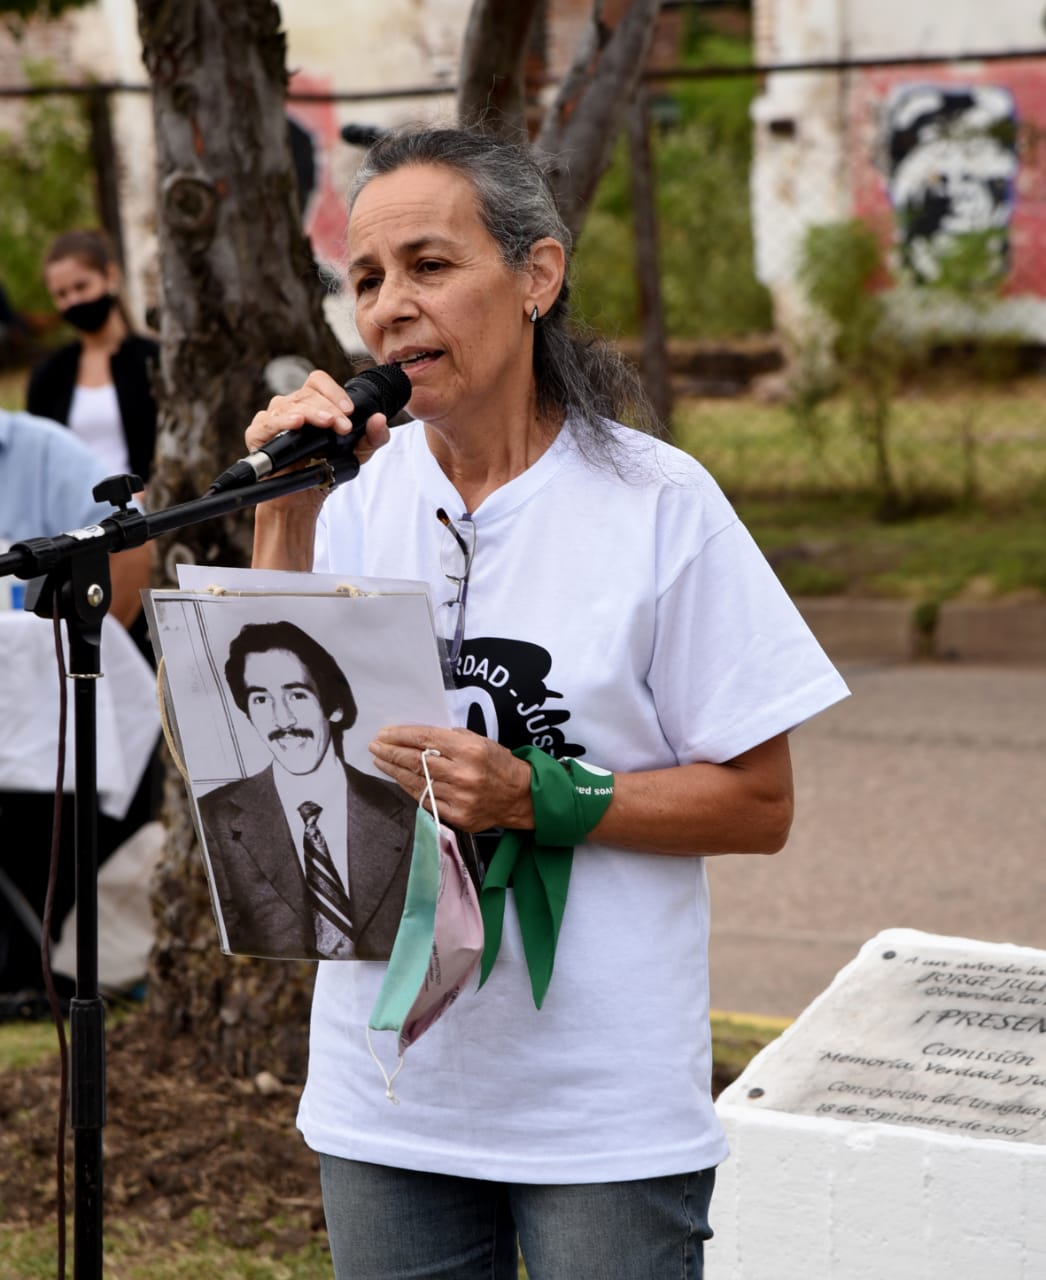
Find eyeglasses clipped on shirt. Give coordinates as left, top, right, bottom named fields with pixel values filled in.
left=436, top=507, right=475, bottom=670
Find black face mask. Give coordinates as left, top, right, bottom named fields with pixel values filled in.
left=61, top=293, right=115, bottom=334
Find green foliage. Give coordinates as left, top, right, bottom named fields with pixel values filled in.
left=571, top=137, right=636, bottom=337
left=654, top=13, right=770, bottom=337
left=675, top=19, right=760, bottom=151
left=792, top=219, right=911, bottom=514
left=569, top=209, right=636, bottom=336
left=735, top=488, right=1046, bottom=604
left=1, top=0, right=94, bottom=38
left=0, top=368, right=28, bottom=409
left=798, top=220, right=882, bottom=337
left=922, top=227, right=1009, bottom=296
left=674, top=387, right=1046, bottom=600
left=0, top=62, right=95, bottom=316
left=572, top=19, right=771, bottom=340
left=789, top=215, right=1042, bottom=520
left=657, top=122, right=772, bottom=338
left=776, top=560, right=850, bottom=597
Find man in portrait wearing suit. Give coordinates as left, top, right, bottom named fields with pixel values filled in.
left=196, top=620, right=415, bottom=961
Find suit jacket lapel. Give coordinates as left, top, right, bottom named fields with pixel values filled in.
left=343, top=762, right=413, bottom=939
left=225, top=766, right=313, bottom=927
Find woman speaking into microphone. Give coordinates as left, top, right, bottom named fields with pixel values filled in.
left=244, top=125, right=849, bottom=1280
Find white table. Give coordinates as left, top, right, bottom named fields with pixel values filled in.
left=0, top=611, right=160, bottom=820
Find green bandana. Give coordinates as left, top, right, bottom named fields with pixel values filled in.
left=478, top=747, right=614, bottom=1008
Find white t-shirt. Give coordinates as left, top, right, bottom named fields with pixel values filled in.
left=68, top=382, right=130, bottom=478
left=297, top=417, right=849, bottom=1183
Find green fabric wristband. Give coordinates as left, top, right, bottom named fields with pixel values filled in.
left=478, top=747, right=615, bottom=1008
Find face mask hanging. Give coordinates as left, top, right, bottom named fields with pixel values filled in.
left=367, top=748, right=484, bottom=1102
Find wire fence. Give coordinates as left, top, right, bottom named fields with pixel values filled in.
left=3, top=48, right=1046, bottom=510
left=656, top=49, right=1046, bottom=511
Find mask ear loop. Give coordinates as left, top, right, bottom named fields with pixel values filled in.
left=365, top=747, right=443, bottom=1104
left=421, top=747, right=441, bottom=828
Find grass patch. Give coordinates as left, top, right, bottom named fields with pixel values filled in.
left=711, top=1010, right=790, bottom=1092
left=735, top=490, right=1046, bottom=602
left=674, top=389, right=1046, bottom=601
left=674, top=386, right=1046, bottom=509
left=0, top=1017, right=66, bottom=1071
left=0, top=1217, right=335, bottom=1280
left=0, top=1010, right=785, bottom=1279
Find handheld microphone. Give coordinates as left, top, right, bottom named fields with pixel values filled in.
left=206, top=362, right=412, bottom=495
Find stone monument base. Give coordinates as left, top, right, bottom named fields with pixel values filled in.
left=708, top=929, right=1046, bottom=1279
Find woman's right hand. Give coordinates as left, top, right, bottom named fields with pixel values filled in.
left=249, top=369, right=393, bottom=571
left=246, top=368, right=392, bottom=460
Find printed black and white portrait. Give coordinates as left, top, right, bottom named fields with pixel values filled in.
left=884, top=84, right=1018, bottom=286
left=150, top=589, right=449, bottom=962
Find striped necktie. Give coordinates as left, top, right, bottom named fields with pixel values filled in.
left=299, top=800, right=354, bottom=955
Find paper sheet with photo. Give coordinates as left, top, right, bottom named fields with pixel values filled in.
left=144, top=567, right=454, bottom=961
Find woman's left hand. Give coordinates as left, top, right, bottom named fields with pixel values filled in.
left=370, top=725, right=534, bottom=832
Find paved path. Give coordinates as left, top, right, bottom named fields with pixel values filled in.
left=707, top=660, right=1046, bottom=1019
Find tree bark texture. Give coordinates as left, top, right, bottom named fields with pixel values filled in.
left=628, top=88, right=672, bottom=427
left=534, top=0, right=661, bottom=240
left=135, top=0, right=352, bottom=1081
left=457, top=0, right=543, bottom=140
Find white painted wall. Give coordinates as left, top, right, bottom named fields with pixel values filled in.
left=751, top=0, right=1046, bottom=339
left=843, top=0, right=1046, bottom=60
left=751, top=0, right=850, bottom=334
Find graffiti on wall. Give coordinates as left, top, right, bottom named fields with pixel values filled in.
left=286, top=71, right=358, bottom=284
left=884, top=84, right=1019, bottom=287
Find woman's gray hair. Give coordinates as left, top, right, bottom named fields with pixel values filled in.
left=348, top=127, right=661, bottom=455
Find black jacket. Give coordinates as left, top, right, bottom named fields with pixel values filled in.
left=26, top=333, right=159, bottom=483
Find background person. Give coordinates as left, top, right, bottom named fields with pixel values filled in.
left=196, top=620, right=415, bottom=961
left=26, top=228, right=160, bottom=668
left=243, top=126, right=850, bottom=1280
left=0, top=407, right=149, bottom=632
left=26, top=229, right=158, bottom=490
left=0, top=408, right=155, bottom=1013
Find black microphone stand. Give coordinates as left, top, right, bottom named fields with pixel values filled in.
left=0, top=450, right=365, bottom=1280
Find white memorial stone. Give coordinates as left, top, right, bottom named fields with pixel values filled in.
left=723, top=928, right=1046, bottom=1144
left=709, top=931, right=1046, bottom=1279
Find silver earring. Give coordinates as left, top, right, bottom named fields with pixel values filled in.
left=529, top=305, right=539, bottom=324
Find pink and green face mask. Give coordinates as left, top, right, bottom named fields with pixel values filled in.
left=367, top=746, right=615, bottom=1101
left=367, top=749, right=484, bottom=1100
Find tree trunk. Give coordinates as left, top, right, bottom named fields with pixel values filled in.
left=135, top=0, right=352, bottom=1081
left=86, top=88, right=125, bottom=271
left=457, top=0, right=543, bottom=140
left=533, top=0, right=662, bottom=240
left=628, top=87, right=672, bottom=429
left=458, top=1, right=663, bottom=242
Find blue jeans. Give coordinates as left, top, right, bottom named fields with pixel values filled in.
left=318, top=1155, right=715, bottom=1280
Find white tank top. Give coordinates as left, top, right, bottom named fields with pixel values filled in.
left=68, top=383, right=130, bottom=478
